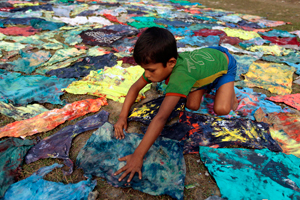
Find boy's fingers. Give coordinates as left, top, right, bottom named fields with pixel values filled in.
left=114, top=165, right=127, bottom=176
left=119, top=169, right=130, bottom=181
left=138, top=170, right=142, bottom=179
left=127, top=171, right=136, bottom=183
left=118, top=156, right=128, bottom=161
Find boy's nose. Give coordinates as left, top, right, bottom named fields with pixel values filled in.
left=145, top=71, right=150, bottom=78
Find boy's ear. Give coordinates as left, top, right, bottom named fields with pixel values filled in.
left=167, top=57, right=177, bottom=68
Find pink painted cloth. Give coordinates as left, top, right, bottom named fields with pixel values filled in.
left=0, top=97, right=108, bottom=139
left=219, top=35, right=243, bottom=45
left=262, top=36, right=300, bottom=46
left=0, top=27, right=39, bottom=36
left=193, top=29, right=226, bottom=37
left=267, top=94, right=300, bottom=111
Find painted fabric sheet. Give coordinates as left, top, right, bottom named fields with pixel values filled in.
left=0, top=102, right=48, bottom=121
left=200, top=147, right=300, bottom=200
left=0, top=26, right=39, bottom=36
left=64, top=62, right=151, bottom=103
left=0, top=41, right=27, bottom=51
left=236, top=62, right=295, bottom=95
left=25, top=110, right=109, bottom=175
left=267, top=94, right=300, bottom=111
left=262, top=51, right=300, bottom=66
left=80, top=28, right=125, bottom=46
left=221, top=27, right=261, bottom=40
left=259, top=29, right=296, bottom=38
left=128, top=96, right=186, bottom=125
left=9, top=50, right=51, bottom=74
left=221, top=43, right=263, bottom=59
left=239, top=37, right=271, bottom=48
left=46, top=53, right=118, bottom=78
left=0, top=98, right=107, bottom=139
left=246, top=45, right=293, bottom=56
left=0, top=138, right=36, bottom=198
left=0, top=69, right=75, bottom=105
left=30, top=19, right=66, bottom=31
left=193, top=29, right=225, bottom=37
left=178, top=35, right=220, bottom=46
left=232, top=54, right=258, bottom=80
left=185, top=87, right=288, bottom=120
left=262, top=36, right=300, bottom=46
left=76, top=123, right=186, bottom=200
left=3, top=163, right=97, bottom=200
left=180, top=112, right=281, bottom=154
left=219, top=35, right=243, bottom=45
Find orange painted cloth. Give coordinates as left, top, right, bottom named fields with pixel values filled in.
left=102, top=13, right=126, bottom=25
left=0, top=97, right=107, bottom=139
left=267, top=94, right=300, bottom=111
left=0, top=26, right=39, bottom=36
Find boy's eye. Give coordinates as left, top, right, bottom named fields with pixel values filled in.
left=148, top=69, right=155, bottom=72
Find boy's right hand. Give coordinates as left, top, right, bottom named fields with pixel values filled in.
left=114, top=117, right=127, bottom=139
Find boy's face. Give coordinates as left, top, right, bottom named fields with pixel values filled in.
left=142, top=58, right=176, bottom=83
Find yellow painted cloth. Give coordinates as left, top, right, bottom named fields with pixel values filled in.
left=246, top=45, right=293, bottom=56
left=236, top=62, right=295, bottom=95
left=13, top=2, right=39, bottom=7
left=63, top=61, right=151, bottom=103
left=222, top=27, right=261, bottom=40
left=0, top=98, right=107, bottom=139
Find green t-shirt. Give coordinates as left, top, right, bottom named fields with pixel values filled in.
left=143, top=48, right=228, bottom=97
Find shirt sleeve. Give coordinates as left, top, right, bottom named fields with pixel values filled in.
left=142, top=72, right=151, bottom=84
left=165, top=69, right=196, bottom=98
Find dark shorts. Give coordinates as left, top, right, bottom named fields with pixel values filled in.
left=197, top=46, right=237, bottom=91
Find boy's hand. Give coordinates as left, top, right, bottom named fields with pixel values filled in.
left=114, top=153, right=143, bottom=183
left=114, top=117, right=127, bottom=139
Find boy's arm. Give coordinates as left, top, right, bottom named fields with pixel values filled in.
left=114, top=76, right=148, bottom=139
left=114, top=95, right=181, bottom=182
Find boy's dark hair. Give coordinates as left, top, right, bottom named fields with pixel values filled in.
left=133, top=27, right=178, bottom=67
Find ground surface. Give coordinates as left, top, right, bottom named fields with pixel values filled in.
left=1, top=0, right=300, bottom=200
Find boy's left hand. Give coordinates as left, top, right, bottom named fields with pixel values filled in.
left=114, top=153, right=143, bottom=183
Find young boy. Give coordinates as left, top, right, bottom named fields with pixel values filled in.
left=114, top=27, right=238, bottom=183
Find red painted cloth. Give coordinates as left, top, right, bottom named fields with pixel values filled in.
left=0, top=7, right=14, bottom=12
left=118, top=57, right=137, bottom=65
left=193, top=29, right=226, bottom=37
left=262, top=35, right=300, bottom=46
left=267, top=94, right=300, bottom=110
left=0, top=97, right=108, bottom=139
left=0, top=26, right=39, bottom=36
left=103, top=13, right=126, bottom=25
left=219, top=35, right=243, bottom=45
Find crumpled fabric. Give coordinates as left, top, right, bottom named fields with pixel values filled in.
left=261, top=36, right=300, bottom=46
left=30, top=18, right=66, bottom=31
left=189, top=23, right=217, bottom=30
left=0, top=41, right=27, bottom=51
left=118, top=57, right=137, bottom=65
left=0, top=102, right=48, bottom=121
left=219, top=35, right=243, bottom=45
left=221, top=43, right=263, bottom=59
left=218, top=15, right=242, bottom=23
left=236, top=62, right=295, bottom=95
left=179, top=35, right=220, bottom=46
left=239, top=37, right=271, bottom=48
left=167, top=26, right=194, bottom=36
left=262, top=51, right=300, bottom=67
left=10, top=4, right=52, bottom=12
left=246, top=45, right=293, bottom=56
left=200, top=147, right=300, bottom=200
left=180, top=112, right=282, bottom=154
left=193, top=29, right=226, bottom=37
left=54, top=16, right=113, bottom=26
left=25, top=110, right=109, bottom=175
left=0, top=17, right=44, bottom=26
left=233, top=54, right=258, bottom=80
left=221, top=27, right=261, bottom=40
left=103, top=24, right=139, bottom=36
left=112, top=37, right=136, bottom=53
left=185, top=87, right=289, bottom=120
left=2, top=163, right=97, bottom=200
left=9, top=50, right=51, bottom=74
left=0, top=138, right=36, bottom=198
left=267, top=94, right=300, bottom=111
left=53, top=6, right=73, bottom=17
left=63, top=62, right=151, bottom=103
left=154, top=18, right=190, bottom=27
left=103, top=13, right=126, bottom=25
left=76, top=122, right=186, bottom=200
left=193, top=15, right=218, bottom=22
left=127, top=21, right=165, bottom=29
left=128, top=96, right=186, bottom=125
left=0, top=26, right=39, bottom=36
left=46, top=53, right=117, bottom=78
left=237, top=19, right=262, bottom=29
left=290, top=30, right=300, bottom=38
left=0, top=69, right=75, bottom=105
left=0, top=97, right=107, bottom=139
left=259, top=29, right=296, bottom=38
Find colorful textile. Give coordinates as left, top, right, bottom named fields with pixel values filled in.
left=9, top=50, right=51, bottom=74
left=25, top=110, right=109, bottom=175
left=0, top=138, right=36, bottom=197
left=178, top=35, right=220, bottom=47
left=46, top=53, right=117, bottom=78
left=0, top=41, right=27, bottom=51
left=262, top=51, right=300, bottom=66
left=193, top=29, right=226, bottom=37
left=267, top=94, right=300, bottom=111
left=221, top=27, right=261, bottom=40
left=261, top=36, right=300, bottom=46
left=0, top=98, right=107, bottom=139
left=200, top=147, right=300, bottom=200
left=63, top=62, right=151, bottom=103
left=0, top=69, right=75, bottom=105
left=236, top=62, right=295, bottom=95
left=0, top=26, right=39, bottom=36
left=180, top=112, right=282, bottom=154
left=219, top=35, right=243, bottom=45
left=76, top=123, right=186, bottom=200
left=259, top=29, right=296, bottom=38
left=54, top=16, right=113, bottom=26
left=246, top=45, right=293, bottom=56
left=232, top=54, right=258, bottom=80
left=80, top=28, right=125, bottom=46
left=30, top=18, right=66, bottom=31
left=42, top=48, right=85, bottom=67
left=239, top=37, right=271, bottom=48
left=2, top=163, right=97, bottom=200
left=0, top=102, right=48, bottom=121
left=128, top=96, right=186, bottom=125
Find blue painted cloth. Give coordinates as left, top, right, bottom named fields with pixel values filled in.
left=258, top=29, right=296, bottom=38
left=30, top=19, right=66, bottom=31
left=154, top=18, right=191, bottom=27
left=76, top=123, right=186, bottom=200
left=200, top=147, right=300, bottom=200
left=25, top=110, right=109, bottom=175
left=3, top=163, right=97, bottom=200
left=233, top=54, right=258, bottom=80
left=179, top=35, right=220, bottom=46
left=239, top=37, right=271, bottom=48
left=167, top=26, right=194, bottom=36
left=0, top=138, right=36, bottom=198
left=0, top=69, right=75, bottom=105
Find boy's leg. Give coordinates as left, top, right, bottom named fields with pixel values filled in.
left=186, top=89, right=206, bottom=111
left=214, top=81, right=238, bottom=115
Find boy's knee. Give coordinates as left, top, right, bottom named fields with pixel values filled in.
left=186, top=102, right=200, bottom=111
left=214, top=105, right=231, bottom=116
